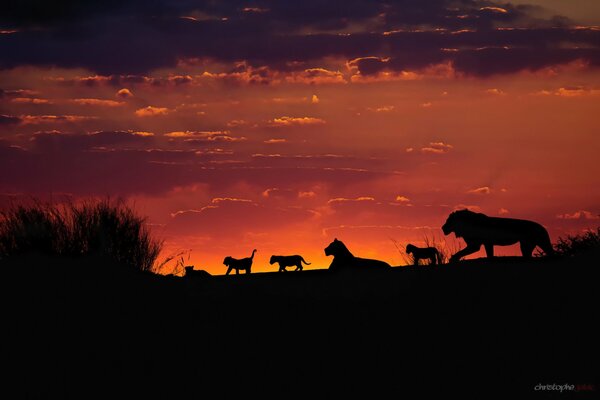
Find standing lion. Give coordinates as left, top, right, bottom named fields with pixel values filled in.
left=442, top=209, right=554, bottom=262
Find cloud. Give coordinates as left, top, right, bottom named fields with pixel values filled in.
left=367, top=105, right=395, bottom=112
left=29, top=130, right=155, bottom=151
left=167, top=196, right=313, bottom=239
left=1, top=89, right=39, bottom=98
left=479, top=7, right=508, bottom=14
left=420, top=142, right=454, bottom=154
left=10, top=97, right=51, bottom=104
left=2, top=1, right=595, bottom=77
left=485, top=88, right=505, bottom=95
left=286, top=68, right=347, bottom=85
left=264, top=138, right=287, bottom=144
left=536, top=86, right=600, bottom=97
left=20, top=115, right=97, bottom=124
left=262, top=188, right=297, bottom=200
left=268, top=116, right=326, bottom=126
left=226, top=119, right=247, bottom=127
left=299, top=191, right=316, bottom=198
left=395, top=196, right=410, bottom=203
left=467, top=186, right=491, bottom=195
left=328, top=196, right=376, bottom=205
left=70, top=98, right=125, bottom=107
left=135, top=106, right=170, bottom=117
left=116, top=88, right=134, bottom=98
left=556, top=210, right=600, bottom=220
left=0, top=114, right=21, bottom=125
left=165, top=130, right=245, bottom=142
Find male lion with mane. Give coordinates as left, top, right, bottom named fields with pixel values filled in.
left=442, top=209, right=554, bottom=262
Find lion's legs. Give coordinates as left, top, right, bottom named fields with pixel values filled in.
left=226, top=267, right=232, bottom=275
left=450, top=244, right=481, bottom=262
left=296, top=263, right=302, bottom=271
left=520, top=242, right=535, bottom=258
left=484, top=244, right=494, bottom=258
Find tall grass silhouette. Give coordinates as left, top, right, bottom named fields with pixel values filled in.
left=0, top=198, right=162, bottom=273
left=392, top=233, right=462, bottom=265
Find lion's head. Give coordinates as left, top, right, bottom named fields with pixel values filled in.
left=405, top=244, right=417, bottom=254
left=269, top=255, right=276, bottom=264
left=223, top=256, right=233, bottom=266
left=324, top=238, right=349, bottom=257
left=442, top=209, right=486, bottom=238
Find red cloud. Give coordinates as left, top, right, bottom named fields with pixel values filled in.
left=116, top=88, right=134, bottom=98
left=556, top=210, right=599, bottom=220
left=70, top=98, right=125, bottom=107
left=268, top=116, right=326, bottom=126
left=135, top=106, right=170, bottom=117
left=467, top=186, right=491, bottom=195
left=420, top=142, right=454, bottom=154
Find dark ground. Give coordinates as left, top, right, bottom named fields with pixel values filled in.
left=1, top=254, right=598, bottom=398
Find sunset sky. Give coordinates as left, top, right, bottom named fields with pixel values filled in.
left=1, top=1, right=599, bottom=274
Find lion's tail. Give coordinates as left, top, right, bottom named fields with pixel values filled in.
left=301, top=257, right=311, bottom=265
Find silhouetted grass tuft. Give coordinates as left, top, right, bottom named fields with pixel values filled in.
left=0, top=198, right=162, bottom=273
left=554, top=228, right=600, bottom=258
left=392, top=233, right=462, bottom=265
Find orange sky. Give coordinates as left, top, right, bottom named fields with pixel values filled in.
left=1, top=1, right=599, bottom=274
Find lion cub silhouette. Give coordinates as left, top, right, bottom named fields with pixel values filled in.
left=269, top=255, right=311, bottom=272
left=223, top=249, right=256, bottom=275
left=406, top=244, right=441, bottom=265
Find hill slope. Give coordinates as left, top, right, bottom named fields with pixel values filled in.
left=1, top=255, right=597, bottom=397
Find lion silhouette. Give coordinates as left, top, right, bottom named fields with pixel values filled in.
left=406, top=244, right=441, bottom=265
left=184, top=266, right=212, bottom=278
left=324, top=238, right=391, bottom=271
left=442, top=209, right=554, bottom=262
left=269, top=255, right=311, bottom=272
left=223, top=249, right=256, bottom=275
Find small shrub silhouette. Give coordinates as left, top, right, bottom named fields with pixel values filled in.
left=553, top=228, right=600, bottom=258
left=0, top=198, right=162, bottom=273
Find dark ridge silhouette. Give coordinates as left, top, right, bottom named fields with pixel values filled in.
left=442, top=209, right=554, bottom=262
left=1, top=253, right=597, bottom=398
left=269, top=254, right=311, bottom=271
left=223, top=248, right=256, bottom=274
left=325, top=238, right=391, bottom=270
left=2, top=198, right=597, bottom=397
left=406, top=243, right=441, bottom=265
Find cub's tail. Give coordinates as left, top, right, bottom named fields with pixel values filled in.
left=301, top=257, right=311, bottom=265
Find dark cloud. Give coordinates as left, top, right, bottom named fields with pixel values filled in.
left=167, top=199, right=315, bottom=239
left=0, top=132, right=391, bottom=196
left=29, top=130, right=155, bottom=151
left=0, top=1, right=598, bottom=76
left=0, top=114, right=22, bottom=125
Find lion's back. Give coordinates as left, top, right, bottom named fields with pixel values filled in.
left=354, top=257, right=391, bottom=269
left=460, top=214, right=548, bottom=241
left=277, top=255, right=303, bottom=265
